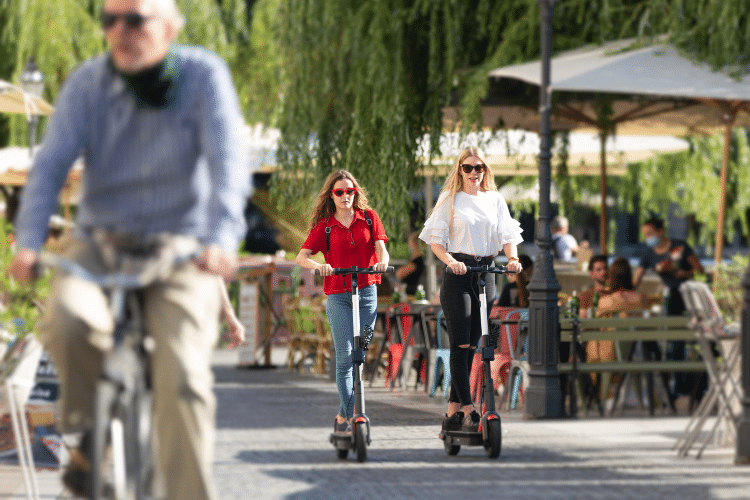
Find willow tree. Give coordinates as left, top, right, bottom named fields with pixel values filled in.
left=618, top=130, right=750, bottom=252
left=0, top=0, right=253, bottom=144
left=265, top=0, right=750, bottom=239
left=265, top=0, right=672, bottom=238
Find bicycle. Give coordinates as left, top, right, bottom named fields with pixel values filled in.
left=38, top=233, right=200, bottom=499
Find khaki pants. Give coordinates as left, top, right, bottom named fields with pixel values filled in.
left=40, top=235, right=221, bottom=500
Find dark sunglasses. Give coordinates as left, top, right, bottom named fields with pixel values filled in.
left=100, top=11, right=155, bottom=31
left=331, top=187, right=357, bottom=197
left=460, top=164, right=486, bottom=174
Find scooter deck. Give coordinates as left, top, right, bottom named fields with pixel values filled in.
left=439, top=430, right=484, bottom=447
left=329, top=432, right=354, bottom=449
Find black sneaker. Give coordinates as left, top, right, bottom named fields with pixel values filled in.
left=441, top=412, right=464, bottom=432
left=62, top=447, right=91, bottom=497
left=62, top=432, right=92, bottom=497
left=462, top=410, right=480, bottom=432
left=334, top=418, right=351, bottom=434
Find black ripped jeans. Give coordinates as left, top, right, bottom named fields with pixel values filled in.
left=439, top=255, right=496, bottom=406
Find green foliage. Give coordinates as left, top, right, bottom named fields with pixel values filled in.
left=264, top=0, right=712, bottom=241
left=0, top=219, right=50, bottom=339
left=711, top=253, right=749, bottom=323
left=4, top=0, right=750, bottom=248
left=665, top=0, right=750, bottom=78
left=1, top=0, right=255, bottom=146
left=623, top=129, right=750, bottom=253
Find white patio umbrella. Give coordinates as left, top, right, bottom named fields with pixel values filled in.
left=454, top=39, right=750, bottom=265
left=0, top=80, right=53, bottom=116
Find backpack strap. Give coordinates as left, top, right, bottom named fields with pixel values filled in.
left=365, top=210, right=373, bottom=244
left=325, top=217, right=332, bottom=256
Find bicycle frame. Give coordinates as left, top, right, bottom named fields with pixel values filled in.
left=38, top=236, right=199, bottom=499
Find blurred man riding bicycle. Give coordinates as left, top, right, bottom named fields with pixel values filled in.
left=9, top=0, right=250, bottom=497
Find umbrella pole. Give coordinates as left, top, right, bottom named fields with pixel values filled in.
left=599, top=131, right=607, bottom=254
left=714, top=121, right=732, bottom=281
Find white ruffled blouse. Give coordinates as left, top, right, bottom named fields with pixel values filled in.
left=419, top=190, right=523, bottom=257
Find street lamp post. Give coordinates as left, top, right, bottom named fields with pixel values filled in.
left=524, top=0, right=564, bottom=419
left=737, top=265, right=750, bottom=463
left=20, top=58, right=45, bottom=158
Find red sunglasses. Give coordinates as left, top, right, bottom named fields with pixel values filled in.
left=331, top=187, right=357, bottom=197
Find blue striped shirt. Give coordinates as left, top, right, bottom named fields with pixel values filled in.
left=15, top=45, right=251, bottom=253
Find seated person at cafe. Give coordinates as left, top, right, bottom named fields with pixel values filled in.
left=587, top=257, right=652, bottom=401
left=597, top=257, right=661, bottom=318
left=594, top=257, right=668, bottom=402
left=395, top=231, right=425, bottom=295
left=497, top=255, right=533, bottom=307
left=551, top=216, right=579, bottom=263
left=578, top=254, right=611, bottom=312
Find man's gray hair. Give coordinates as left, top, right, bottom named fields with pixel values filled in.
left=551, top=216, right=568, bottom=233
left=151, top=0, right=185, bottom=30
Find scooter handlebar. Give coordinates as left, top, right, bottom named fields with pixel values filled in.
left=314, top=266, right=394, bottom=276
left=446, top=265, right=515, bottom=274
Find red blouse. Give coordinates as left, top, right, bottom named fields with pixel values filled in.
left=302, top=209, right=388, bottom=295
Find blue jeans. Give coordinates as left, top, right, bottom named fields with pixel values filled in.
left=326, top=285, right=377, bottom=419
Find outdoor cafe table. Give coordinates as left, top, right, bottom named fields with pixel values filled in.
left=389, top=302, right=439, bottom=390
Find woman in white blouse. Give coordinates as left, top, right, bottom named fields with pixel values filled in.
left=419, top=147, right=523, bottom=432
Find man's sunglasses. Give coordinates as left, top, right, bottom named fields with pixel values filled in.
left=331, top=187, right=357, bottom=197
left=100, top=12, right=155, bottom=31
left=460, top=164, right=486, bottom=174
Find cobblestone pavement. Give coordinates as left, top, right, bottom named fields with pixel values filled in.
left=210, top=352, right=750, bottom=500
left=5, top=350, right=750, bottom=499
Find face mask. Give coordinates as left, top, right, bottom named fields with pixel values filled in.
left=645, top=236, right=660, bottom=248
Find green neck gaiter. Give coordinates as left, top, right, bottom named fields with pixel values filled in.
left=112, top=46, right=179, bottom=108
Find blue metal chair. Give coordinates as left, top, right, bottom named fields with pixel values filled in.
left=429, top=310, right=451, bottom=398
left=506, top=309, right=529, bottom=410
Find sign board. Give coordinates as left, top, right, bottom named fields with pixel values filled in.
left=0, top=346, right=63, bottom=467
left=237, top=280, right=260, bottom=366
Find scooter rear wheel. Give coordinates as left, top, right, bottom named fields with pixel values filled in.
left=484, top=419, right=502, bottom=459
left=354, top=423, right=367, bottom=462
left=336, top=448, right=349, bottom=459
left=444, top=439, right=460, bottom=456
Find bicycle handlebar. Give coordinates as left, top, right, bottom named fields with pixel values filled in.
left=314, top=266, right=394, bottom=276
left=447, top=265, right=516, bottom=274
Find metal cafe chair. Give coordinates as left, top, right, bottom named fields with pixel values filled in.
left=428, top=310, right=451, bottom=398
left=383, top=303, right=412, bottom=388
left=675, top=280, right=742, bottom=458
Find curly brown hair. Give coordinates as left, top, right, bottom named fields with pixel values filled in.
left=307, top=170, right=372, bottom=231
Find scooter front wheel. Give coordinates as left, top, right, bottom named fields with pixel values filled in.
left=354, top=422, right=368, bottom=462
left=484, top=419, right=502, bottom=459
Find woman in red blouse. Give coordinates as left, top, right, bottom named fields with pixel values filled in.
left=296, top=170, right=389, bottom=433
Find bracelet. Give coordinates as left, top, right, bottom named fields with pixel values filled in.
left=508, top=257, right=519, bottom=262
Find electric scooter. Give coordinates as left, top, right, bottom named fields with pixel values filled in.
left=438, top=264, right=513, bottom=459
left=316, top=265, right=393, bottom=462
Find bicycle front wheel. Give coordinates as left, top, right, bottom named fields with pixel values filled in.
left=125, top=373, right=154, bottom=499
left=91, top=380, right=119, bottom=500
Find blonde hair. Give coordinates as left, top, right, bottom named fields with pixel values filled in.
left=429, top=147, right=497, bottom=237
left=308, top=170, right=372, bottom=231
